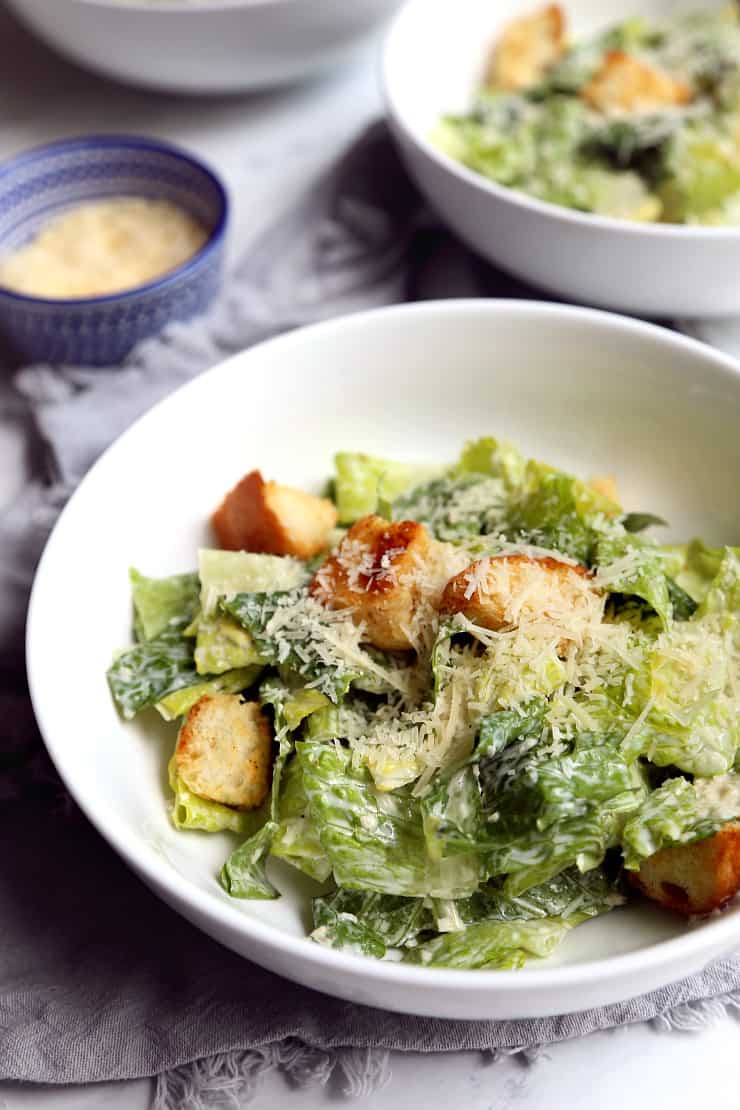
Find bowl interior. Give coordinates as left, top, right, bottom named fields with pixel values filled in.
left=26, top=302, right=740, bottom=1010
left=385, top=0, right=727, bottom=147
left=0, top=137, right=225, bottom=257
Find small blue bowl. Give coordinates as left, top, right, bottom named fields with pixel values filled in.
left=0, top=135, right=228, bottom=366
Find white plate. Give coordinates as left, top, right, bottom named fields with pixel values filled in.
left=6, top=0, right=401, bottom=95
left=27, top=300, right=740, bottom=1019
left=383, top=0, right=740, bottom=318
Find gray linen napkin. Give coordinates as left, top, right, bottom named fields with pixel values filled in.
left=1, top=122, right=738, bottom=1107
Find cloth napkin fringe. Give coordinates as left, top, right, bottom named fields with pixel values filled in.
left=154, top=988, right=740, bottom=1109
left=154, top=1042, right=390, bottom=1109
left=650, top=987, right=740, bottom=1032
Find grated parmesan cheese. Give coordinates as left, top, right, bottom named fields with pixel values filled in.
left=0, top=197, right=208, bottom=298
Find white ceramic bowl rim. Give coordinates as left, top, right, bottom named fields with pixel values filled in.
left=76, top=0, right=307, bottom=11
left=382, top=0, right=740, bottom=241
left=0, top=133, right=229, bottom=308
left=26, top=298, right=740, bottom=1003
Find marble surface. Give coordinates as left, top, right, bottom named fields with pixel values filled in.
left=0, top=4, right=738, bottom=1107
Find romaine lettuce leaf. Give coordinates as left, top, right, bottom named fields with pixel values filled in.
left=271, top=755, right=332, bottom=882
left=311, top=889, right=431, bottom=958
left=594, top=531, right=676, bottom=626
left=198, top=548, right=307, bottom=616
left=298, top=742, right=480, bottom=899
left=392, top=475, right=508, bottom=541
left=455, top=436, right=526, bottom=490
left=222, top=589, right=358, bottom=703
left=168, top=756, right=268, bottom=835
left=130, top=568, right=199, bottom=640
left=332, top=452, right=441, bottom=524
left=191, top=612, right=263, bottom=675
left=479, top=731, right=647, bottom=894
left=621, top=618, right=738, bottom=776
left=155, top=665, right=262, bottom=721
left=219, top=823, right=278, bottom=900
left=507, top=461, right=619, bottom=563
left=108, top=631, right=200, bottom=720
left=620, top=777, right=720, bottom=870
left=223, top=588, right=408, bottom=705
left=449, top=865, right=616, bottom=926
left=403, top=917, right=574, bottom=970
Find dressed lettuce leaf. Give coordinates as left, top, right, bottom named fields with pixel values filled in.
left=298, top=741, right=480, bottom=899
left=332, top=452, right=442, bottom=524
left=620, top=777, right=721, bottom=870
left=198, top=548, right=307, bottom=616
left=108, top=631, right=201, bottom=720
left=507, top=461, right=619, bottom=563
left=168, top=756, right=268, bottom=835
left=403, top=917, right=574, bottom=970
left=311, top=889, right=431, bottom=958
left=130, top=568, right=200, bottom=641
left=392, top=475, right=508, bottom=541
left=155, top=665, right=262, bottom=722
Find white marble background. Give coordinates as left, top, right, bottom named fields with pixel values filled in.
left=0, top=3, right=738, bottom=1105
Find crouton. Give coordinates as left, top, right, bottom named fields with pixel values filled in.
left=175, top=693, right=272, bottom=809
left=486, top=5, right=566, bottom=92
left=589, top=475, right=620, bottom=505
left=629, top=823, right=740, bottom=915
left=310, top=515, right=433, bottom=652
left=439, top=554, right=599, bottom=649
left=581, top=51, right=691, bottom=115
left=211, top=469, right=337, bottom=559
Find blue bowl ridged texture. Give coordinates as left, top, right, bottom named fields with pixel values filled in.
left=0, top=136, right=227, bottom=366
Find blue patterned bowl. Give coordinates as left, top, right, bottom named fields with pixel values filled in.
left=0, top=135, right=228, bottom=366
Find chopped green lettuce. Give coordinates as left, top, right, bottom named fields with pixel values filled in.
left=168, top=756, right=268, bottom=835
left=272, top=755, right=332, bottom=882
left=332, top=452, right=442, bottom=524
left=403, top=917, right=574, bottom=970
left=311, top=889, right=431, bottom=958
left=108, top=631, right=200, bottom=720
left=449, top=866, right=617, bottom=926
left=222, top=587, right=408, bottom=705
left=479, top=731, right=646, bottom=894
left=620, top=777, right=720, bottom=870
left=594, top=530, right=677, bottom=626
left=299, top=742, right=480, bottom=899
left=507, top=461, right=619, bottom=563
left=191, top=612, right=263, bottom=675
left=155, top=665, right=262, bottom=721
left=392, top=475, right=508, bottom=541
left=130, top=568, right=199, bottom=640
left=455, top=436, right=526, bottom=490
left=621, top=617, right=738, bottom=776
left=198, top=548, right=307, bottom=616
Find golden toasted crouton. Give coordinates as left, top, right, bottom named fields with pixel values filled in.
left=487, top=4, right=566, bottom=91
left=211, top=469, right=337, bottom=559
left=630, top=823, right=740, bottom=916
left=175, top=694, right=272, bottom=809
left=310, top=515, right=433, bottom=651
left=581, top=51, right=691, bottom=115
left=439, top=554, right=599, bottom=649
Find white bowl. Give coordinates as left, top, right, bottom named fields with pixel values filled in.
left=383, top=0, right=740, bottom=319
left=26, top=300, right=740, bottom=1020
left=6, top=0, right=401, bottom=94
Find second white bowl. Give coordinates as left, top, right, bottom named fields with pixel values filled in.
left=8, top=0, right=402, bottom=95
left=383, top=0, right=740, bottom=318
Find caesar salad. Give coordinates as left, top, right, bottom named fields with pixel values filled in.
left=108, top=438, right=740, bottom=969
left=435, top=5, right=740, bottom=225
